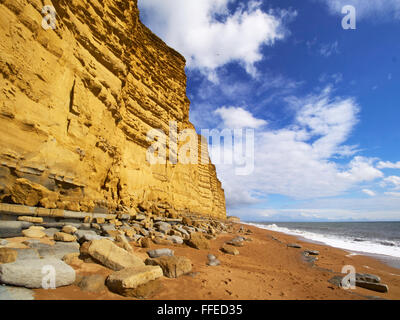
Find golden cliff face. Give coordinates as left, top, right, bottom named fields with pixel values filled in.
left=0, top=0, right=226, bottom=218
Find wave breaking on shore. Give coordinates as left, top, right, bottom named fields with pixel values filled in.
left=244, top=222, right=400, bottom=259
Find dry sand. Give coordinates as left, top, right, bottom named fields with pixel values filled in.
left=33, top=223, right=400, bottom=300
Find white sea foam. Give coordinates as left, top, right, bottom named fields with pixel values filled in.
left=244, top=222, right=400, bottom=259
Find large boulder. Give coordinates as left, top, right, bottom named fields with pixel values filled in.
left=85, top=239, right=145, bottom=271
left=106, top=266, right=163, bottom=296
left=185, top=232, right=210, bottom=250
left=145, top=256, right=192, bottom=278
left=0, top=258, right=75, bottom=288
left=221, top=244, right=239, bottom=255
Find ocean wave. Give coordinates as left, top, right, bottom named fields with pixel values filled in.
left=244, top=222, right=400, bottom=259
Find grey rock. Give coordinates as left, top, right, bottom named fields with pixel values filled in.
left=0, top=221, right=33, bottom=238
left=39, top=223, right=67, bottom=228
left=207, top=254, right=220, bottom=266
left=0, top=240, right=9, bottom=246
left=167, top=235, right=183, bottom=245
left=101, top=224, right=116, bottom=232
left=75, top=230, right=102, bottom=242
left=147, top=248, right=174, bottom=258
left=0, top=285, right=35, bottom=300
left=232, top=236, right=245, bottom=242
left=0, top=258, right=75, bottom=288
left=328, top=275, right=343, bottom=287
left=356, top=273, right=381, bottom=284
left=15, top=248, right=40, bottom=261
left=43, top=228, right=60, bottom=238
left=155, top=222, right=171, bottom=234
left=37, top=242, right=79, bottom=259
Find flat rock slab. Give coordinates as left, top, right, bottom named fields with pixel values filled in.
left=106, top=265, right=163, bottom=294
left=87, top=239, right=145, bottom=271
left=0, top=221, right=33, bottom=238
left=356, top=273, right=381, bottom=284
left=15, top=248, right=40, bottom=261
left=36, top=242, right=80, bottom=259
left=0, top=258, right=75, bottom=288
left=356, top=280, right=388, bottom=293
left=145, top=256, right=192, bottom=278
left=0, top=285, right=35, bottom=300
left=75, top=230, right=103, bottom=243
left=146, top=248, right=174, bottom=258
left=304, top=250, right=319, bottom=256
left=287, top=243, right=302, bottom=249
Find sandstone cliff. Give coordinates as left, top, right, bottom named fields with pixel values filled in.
left=0, top=0, right=226, bottom=218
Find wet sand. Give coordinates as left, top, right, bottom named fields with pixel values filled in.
left=33, top=223, right=400, bottom=300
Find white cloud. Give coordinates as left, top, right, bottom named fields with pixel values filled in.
left=377, top=161, right=400, bottom=169
left=385, top=192, right=400, bottom=197
left=214, top=107, right=267, bottom=129
left=362, top=189, right=376, bottom=197
left=319, top=41, right=340, bottom=57
left=382, top=176, right=400, bottom=190
left=211, top=87, right=384, bottom=206
left=321, top=0, right=400, bottom=20
left=138, top=0, right=294, bottom=81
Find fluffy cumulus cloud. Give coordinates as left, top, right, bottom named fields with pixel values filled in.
left=209, top=87, right=384, bottom=207
left=321, top=0, right=400, bottom=20
left=215, top=107, right=267, bottom=129
left=138, top=0, right=294, bottom=81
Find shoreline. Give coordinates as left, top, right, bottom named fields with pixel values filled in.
left=243, top=221, right=400, bottom=270
left=30, top=221, right=400, bottom=300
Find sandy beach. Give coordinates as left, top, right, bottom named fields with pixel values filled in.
left=32, top=222, right=400, bottom=300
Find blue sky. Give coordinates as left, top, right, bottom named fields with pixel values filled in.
left=139, top=0, right=400, bottom=221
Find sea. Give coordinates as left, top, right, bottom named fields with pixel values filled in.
left=244, top=221, right=400, bottom=269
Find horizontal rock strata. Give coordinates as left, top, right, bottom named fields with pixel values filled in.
left=0, top=0, right=226, bottom=219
